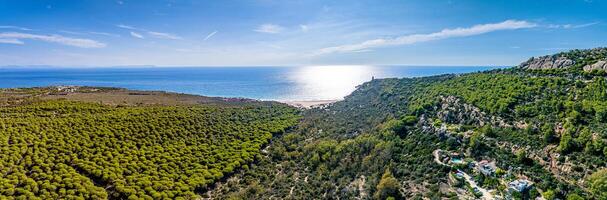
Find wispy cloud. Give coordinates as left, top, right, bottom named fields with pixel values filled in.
left=203, top=31, right=218, bottom=41
left=59, top=30, right=85, bottom=35
left=89, top=31, right=120, bottom=37
left=118, top=24, right=181, bottom=40
left=300, top=25, right=309, bottom=32
left=0, top=38, right=24, bottom=44
left=254, top=24, right=284, bottom=34
left=148, top=31, right=181, bottom=40
left=60, top=30, right=120, bottom=37
left=117, top=24, right=138, bottom=30
left=0, top=32, right=106, bottom=48
left=0, top=26, right=33, bottom=31
left=314, top=20, right=536, bottom=55
left=547, top=22, right=600, bottom=29
left=130, top=31, right=144, bottom=39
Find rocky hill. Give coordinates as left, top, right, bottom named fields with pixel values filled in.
left=211, top=48, right=607, bottom=200
left=518, top=55, right=575, bottom=70
left=519, top=47, right=607, bottom=72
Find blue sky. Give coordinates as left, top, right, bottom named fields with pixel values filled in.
left=0, top=0, right=605, bottom=66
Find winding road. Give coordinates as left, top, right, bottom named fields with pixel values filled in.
left=433, top=149, right=494, bottom=200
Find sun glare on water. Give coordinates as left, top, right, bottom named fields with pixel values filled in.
left=288, top=65, right=378, bottom=101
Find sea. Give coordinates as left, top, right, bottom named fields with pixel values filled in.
left=0, top=66, right=501, bottom=101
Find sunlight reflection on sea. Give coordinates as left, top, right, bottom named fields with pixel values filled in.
left=0, top=65, right=499, bottom=101
left=285, top=65, right=379, bottom=100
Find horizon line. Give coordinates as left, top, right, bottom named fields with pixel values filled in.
left=0, top=64, right=512, bottom=68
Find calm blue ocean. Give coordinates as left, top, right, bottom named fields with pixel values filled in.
left=0, top=66, right=500, bottom=101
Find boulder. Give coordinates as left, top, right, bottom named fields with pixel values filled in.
left=519, top=56, right=575, bottom=70
left=583, top=60, right=607, bottom=72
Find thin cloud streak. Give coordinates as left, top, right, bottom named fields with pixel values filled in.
left=89, top=31, right=120, bottom=37
left=203, top=31, right=217, bottom=41
left=59, top=30, right=85, bottom=35
left=61, top=30, right=121, bottom=37
left=0, top=26, right=33, bottom=31
left=148, top=31, right=181, bottom=40
left=254, top=24, right=284, bottom=34
left=547, top=22, right=600, bottom=29
left=314, top=20, right=536, bottom=55
left=130, top=31, right=144, bottom=39
left=117, top=24, right=138, bottom=30
left=118, top=24, right=180, bottom=40
left=0, top=38, right=24, bottom=44
left=0, top=32, right=106, bottom=48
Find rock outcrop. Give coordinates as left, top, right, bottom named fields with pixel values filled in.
left=583, top=60, right=607, bottom=71
left=436, top=96, right=508, bottom=127
left=437, top=96, right=487, bottom=126
left=519, top=55, right=575, bottom=70
left=519, top=47, right=607, bottom=72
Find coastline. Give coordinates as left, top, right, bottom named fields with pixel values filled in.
left=0, top=66, right=496, bottom=103
left=1, top=85, right=340, bottom=109
left=279, top=99, right=338, bottom=109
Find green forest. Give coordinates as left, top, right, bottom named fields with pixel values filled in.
left=212, top=49, right=607, bottom=199
left=2, top=48, right=607, bottom=199
left=0, top=98, right=299, bottom=199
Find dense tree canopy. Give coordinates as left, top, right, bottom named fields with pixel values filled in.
left=587, top=169, right=607, bottom=199
left=0, top=99, right=299, bottom=199
left=212, top=64, right=607, bottom=199
left=4, top=49, right=607, bottom=199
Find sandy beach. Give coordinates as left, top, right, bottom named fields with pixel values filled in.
left=280, top=100, right=338, bottom=108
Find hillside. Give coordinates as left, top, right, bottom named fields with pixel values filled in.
left=519, top=47, right=607, bottom=75
left=0, top=87, right=300, bottom=199
left=212, top=49, right=607, bottom=200
left=2, top=49, right=607, bottom=200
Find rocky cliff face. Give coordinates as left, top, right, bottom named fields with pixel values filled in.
left=518, top=55, right=575, bottom=70
left=583, top=60, right=607, bottom=71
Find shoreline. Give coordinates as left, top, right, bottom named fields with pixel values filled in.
left=2, top=85, right=341, bottom=108
left=279, top=100, right=338, bottom=108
